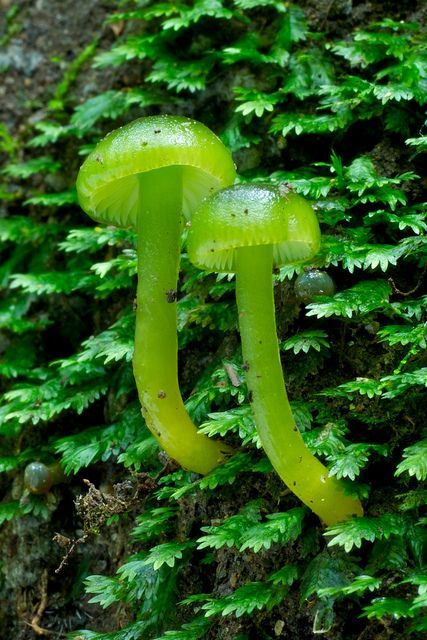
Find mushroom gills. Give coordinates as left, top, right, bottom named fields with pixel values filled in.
left=85, top=166, right=223, bottom=229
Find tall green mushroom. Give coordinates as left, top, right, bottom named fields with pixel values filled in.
left=188, top=183, right=363, bottom=524
left=76, top=115, right=236, bottom=474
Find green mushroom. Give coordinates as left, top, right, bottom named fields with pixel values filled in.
left=188, top=183, right=363, bottom=524
left=77, top=115, right=236, bottom=474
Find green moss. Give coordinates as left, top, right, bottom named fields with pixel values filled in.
left=0, top=1, right=425, bottom=638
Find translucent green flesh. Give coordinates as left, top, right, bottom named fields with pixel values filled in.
left=235, top=244, right=363, bottom=524
left=89, top=167, right=223, bottom=228
left=133, top=166, right=232, bottom=473
left=191, top=239, right=320, bottom=274
left=92, top=174, right=140, bottom=227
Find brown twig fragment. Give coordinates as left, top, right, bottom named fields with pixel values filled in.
left=54, top=474, right=157, bottom=574
left=53, top=533, right=88, bottom=575
left=28, top=569, right=52, bottom=636
left=388, top=265, right=426, bottom=297
left=223, top=362, right=241, bottom=387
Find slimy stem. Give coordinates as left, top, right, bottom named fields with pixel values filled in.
left=133, top=166, right=231, bottom=473
left=235, top=244, right=363, bottom=524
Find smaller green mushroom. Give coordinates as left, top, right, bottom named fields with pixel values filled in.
left=24, top=461, right=65, bottom=495
left=188, top=183, right=363, bottom=524
left=76, top=115, right=236, bottom=474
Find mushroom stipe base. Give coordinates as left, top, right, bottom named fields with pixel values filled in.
left=235, top=244, right=363, bottom=524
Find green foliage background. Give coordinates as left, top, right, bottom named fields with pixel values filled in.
left=0, top=1, right=426, bottom=638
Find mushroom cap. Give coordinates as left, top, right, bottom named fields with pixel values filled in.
left=24, top=462, right=52, bottom=494
left=295, top=269, right=335, bottom=303
left=76, top=115, right=236, bottom=227
left=187, top=183, right=320, bottom=272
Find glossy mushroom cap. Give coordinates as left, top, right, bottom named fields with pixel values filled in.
left=76, top=115, right=236, bottom=227
left=24, top=462, right=53, bottom=494
left=295, top=269, right=336, bottom=303
left=187, top=183, right=321, bottom=273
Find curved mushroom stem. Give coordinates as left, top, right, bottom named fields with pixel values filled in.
left=235, top=244, right=363, bottom=524
left=133, top=166, right=232, bottom=474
